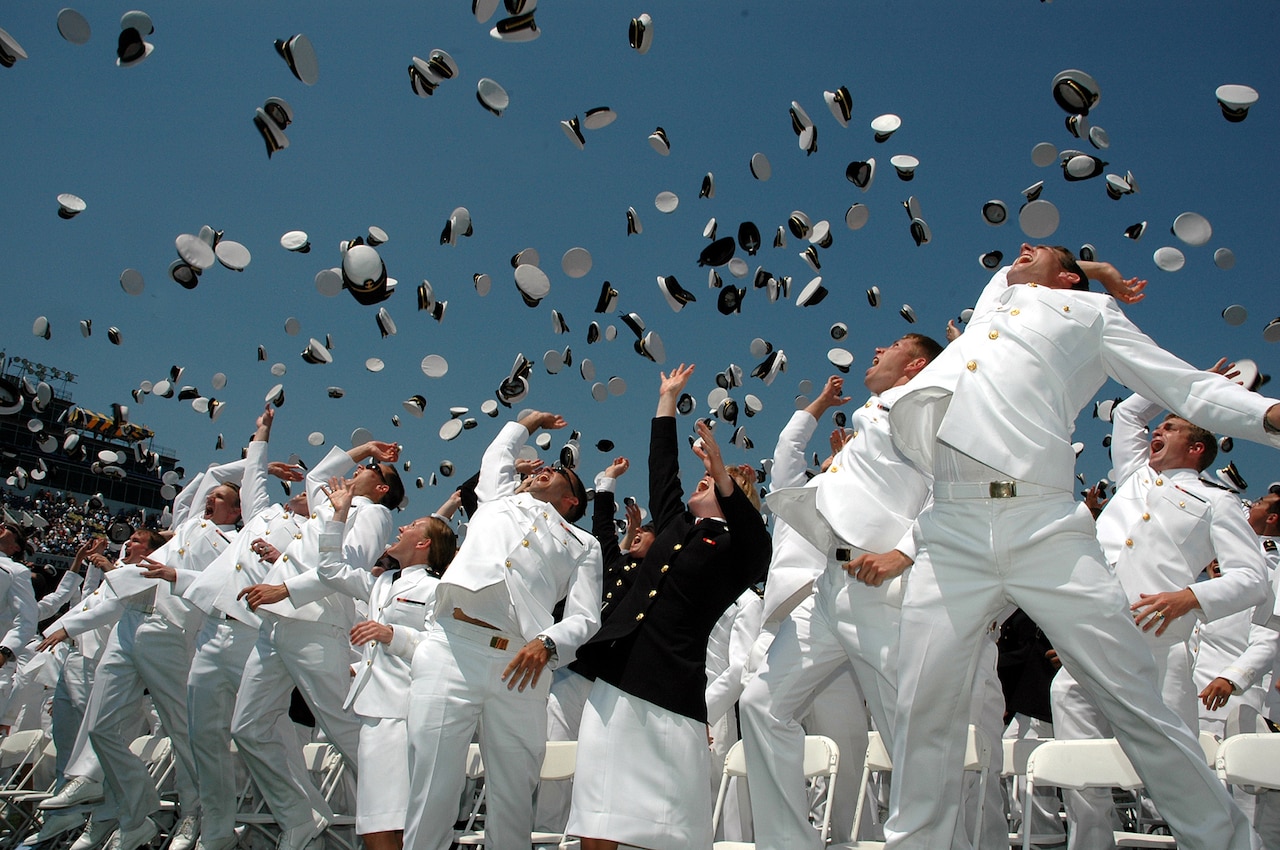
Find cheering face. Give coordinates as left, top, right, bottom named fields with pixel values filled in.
left=123, top=530, right=156, bottom=564
left=204, top=484, right=242, bottom=525
left=687, top=475, right=722, bottom=519
left=1006, top=243, right=1077, bottom=289
left=864, top=337, right=919, bottom=395
left=1147, top=416, right=1202, bottom=473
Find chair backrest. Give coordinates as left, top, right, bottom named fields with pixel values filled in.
left=1198, top=731, right=1220, bottom=767
left=465, top=742, right=484, bottom=779
left=1217, top=733, right=1280, bottom=790
left=0, top=729, right=45, bottom=769
left=1002, top=737, right=1048, bottom=778
left=863, top=730, right=893, bottom=772
left=539, top=741, right=577, bottom=782
left=1026, top=738, right=1143, bottom=792
left=801, top=734, right=840, bottom=778
left=963, top=726, right=992, bottom=772
left=302, top=742, right=331, bottom=773
left=722, top=739, right=748, bottom=779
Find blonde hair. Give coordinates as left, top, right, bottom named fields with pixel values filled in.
left=728, top=465, right=762, bottom=512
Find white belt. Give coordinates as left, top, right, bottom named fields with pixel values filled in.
left=933, top=480, right=1065, bottom=500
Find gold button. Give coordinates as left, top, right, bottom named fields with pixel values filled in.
left=1028, top=282, right=1038, bottom=288
left=966, top=360, right=978, bottom=372
left=235, top=563, right=243, bottom=571
left=1179, top=501, right=1186, bottom=508
left=635, top=613, right=645, bottom=621
left=200, top=522, right=208, bottom=528
left=605, top=592, right=613, bottom=599
left=1011, top=308, right=1020, bottom=316
left=82, top=604, right=90, bottom=611
left=673, top=543, right=682, bottom=551
left=615, top=579, right=623, bottom=586
left=294, top=533, right=302, bottom=540
left=522, top=539, right=529, bottom=547
left=1142, top=513, right=1150, bottom=521
left=282, top=555, right=289, bottom=562
left=366, top=660, right=372, bottom=666
left=1125, top=538, right=1134, bottom=547
left=505, top=559, right=512, bottom=567
left=1155, top=479, right=1163, bottom=486
left=851, top=430, right=859, bottom=438
left=648, top=590, right=657, bottom=598
left=864, top=401, right=872, bottom=408
left=988, top=331, right=999, bottom=340
left=1062, top=306, right=1070, bottom=313
left=661, top=565, right=670, bottom=573
left=178, top=548, right=186, bottom=556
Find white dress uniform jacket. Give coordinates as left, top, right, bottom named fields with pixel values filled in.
left=315, top=520, right=438, bottom=719
left=433, top=421, right=603, bottom=657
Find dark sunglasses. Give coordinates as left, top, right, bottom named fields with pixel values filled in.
left=364, top=461, right=386, bottom=481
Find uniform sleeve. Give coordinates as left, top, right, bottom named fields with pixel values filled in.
left=1, top=568, right=38, bottom=654
left=37, top=569, right=84, bottom=620
left=475, top=422, right=530, bottom=503
left=705, top=592, right=764, bottom=724
left=772, top=411, right=819, bottom=490
left=54, top=590, right=125, bottom=637
left=1191, top=494, right=1271, bottom=623
left=1110, top=394, right=1163, bottom=485
left=313, top=520, right=376, bottom=602
left=1100, top=301, right=1280, bottom=449
left=1220, top=620, right=1280, bottom=693
left=648, top=417, right=686, bottom=533
left=238, top=441, right=273, bottom=526
left=286, top=503, right=393, bottom=606
left=541, top=537, right=604, bottom=668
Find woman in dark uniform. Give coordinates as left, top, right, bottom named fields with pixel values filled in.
left=567, top=363, right=772, bottom=850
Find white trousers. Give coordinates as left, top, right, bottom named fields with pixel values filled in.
left=534, top=667, right=593, bottom=833
left=1052, top=638, right=1196, bottom=850
left=741, top=565, right=887, bottom=850
left=403, top=619, right=549, bottom=850
left=230, top=616, right=361, bottom=832
left=187, top=616, right=258, bottom=842
left=86, top=609, right=200, bottom=830
left=885, top=493, right=1253, bottom=850
left=51, top=645, right=98, bottom=782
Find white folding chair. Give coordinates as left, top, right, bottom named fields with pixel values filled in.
left=1198, top=730, right=1220, bottom=767
left=710, top=734, right=840, bottom=850
left=1000, top=736, right=1064, bottom=849
left=0, top=730, right=52, bottom=849
left=838, top=725, right=990, bottom=850
left=457, top=741, right=576, bottom=848
left=1023, top=738, right=1174, bottom=850
left=1217, top=732, right=1280, bottom=794
left=301, top=743, right=357, bottom=850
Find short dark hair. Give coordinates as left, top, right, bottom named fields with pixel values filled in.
left=561, top=467, right=588, bottom=523
left=377, top=464, right=407, bottom=510
left=902, top=333, right=944, bottom=364
left=136, top=529, right=166, bottom=552
left=1183, top=421, right=1218, bottom=471
left=1051, top=246, right=1090, bottom=291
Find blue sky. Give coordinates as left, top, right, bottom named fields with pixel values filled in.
left=2, top=1, right=1278, bottom=511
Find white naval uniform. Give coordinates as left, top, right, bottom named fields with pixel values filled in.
left=315, top=520, right=438, bottom=834
left=706, top=588, right=762, bottom=843
left=183, top=440, right=309, bottom=845
left=230, top=445, right=392, bottom=834
left=883, top=266, right=1280, bottom=850
left=87, top=512, right=238, bottom=831
left=0, top=554, right=38, bottom=713
left=404, top=421, right=602, bottom=850
left=746, top=393, right=928, bottom=850
left=49, top=560, right=129, bottom=790
left=1051, top=393, right=1271, bottom=849
left=45, top=562, right=109, bottom=783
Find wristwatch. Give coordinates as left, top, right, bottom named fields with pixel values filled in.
left=536, top=634, right=558, bottom=663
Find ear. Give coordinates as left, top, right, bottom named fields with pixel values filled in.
left=1055, top=269, right=1080, bottom=288
left=903, top=355, right=928, bottom=380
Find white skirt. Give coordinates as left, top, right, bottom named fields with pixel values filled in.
left=356, top=715, right=410, bottom=834
left=567, top=679, right=713, bottom=850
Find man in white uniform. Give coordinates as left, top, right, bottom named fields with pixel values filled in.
left=182, top=407, right=308, bottom=850
left=1051, top=389, right=1270, bottom=848
left=403, top=410, right=602, bottom=850
left=746, top=337, right=940, bottom=850
left=0, top=521, right=39, bottom=714
left=231, top=438, right=399, bottom=850
left=883, top=244, right=1280, bottom=850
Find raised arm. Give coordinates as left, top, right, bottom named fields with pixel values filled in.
left=476, top=412, right=565, bottom=502
left=650, top=364, right=695, bottom=530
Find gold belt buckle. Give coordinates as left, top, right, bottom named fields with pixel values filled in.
left=989, top=481, right=1017, bottom=499
left=489, top=636, right=509, bottom=650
